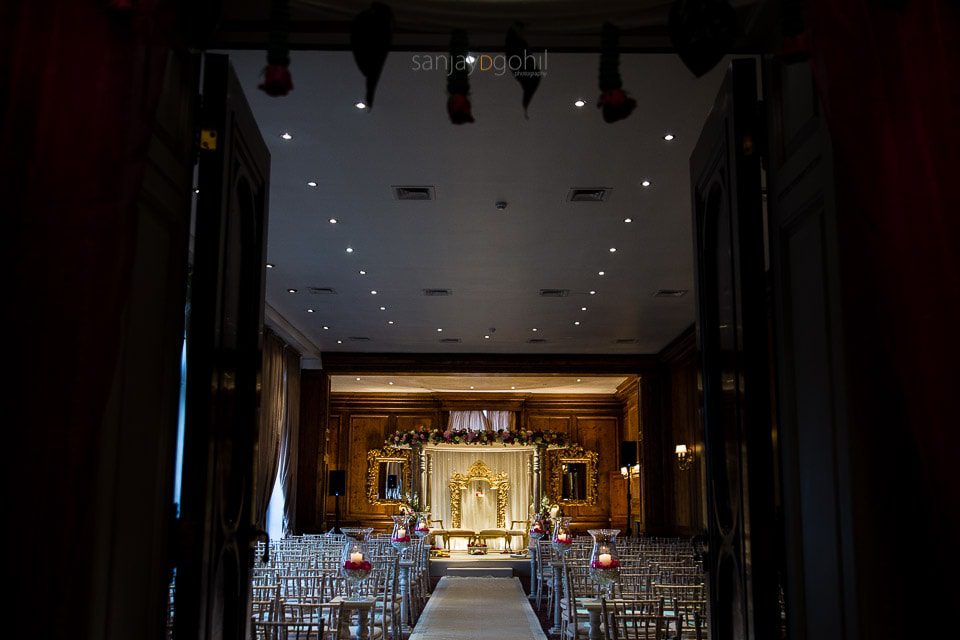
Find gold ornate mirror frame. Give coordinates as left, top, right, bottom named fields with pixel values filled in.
left=449, top=460, right=509, bottom=528
left=547, top=445, right=599, bottom=506
left=366, top=447, right=412, bottom=506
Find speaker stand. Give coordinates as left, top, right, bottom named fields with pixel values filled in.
left=328, top=494, right=343, bottom=534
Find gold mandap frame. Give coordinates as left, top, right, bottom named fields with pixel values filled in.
left=547, top=445, right=599, bottom=506
left=449, top=460, right=510, bottom=529
left=366, top=447, right=412, bottom=506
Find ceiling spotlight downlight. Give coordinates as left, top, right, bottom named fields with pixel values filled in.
left=574, top=99, right=586, bottom=107
left=577, top=378, right=582, bottom=382
left=581, top=306, right=587, bottom=311
left=355, top=101, right=367, bottom=109
left=589, top=290, right=596, bottom=295
left=280, top=132, right=292, bottom=140
left=337, top=339, right=342, bottom=344
left=266, top=263, right=275, bottom=269
left=484, top=335, right=490, bottom=339
left=307, top=309, right=314, bottom=313
left=641, top=180, right=651, bottom=187
left=307, top=181, right=318, bottom=187
left=609, top=247, right=617, bottom=253
left=574, top=321, right=580, bottom=326
left=664, top=133, right=675, bottom=141
left=287, top=288, right=297, bottom=293
left=329, top=218, right=338, bottom=224
left=437, top=328, right=443, bottom=332
left=598, top=271, right=605, bottom=276
left=624, top=217, right=633, bottom=223
left=323, top=326, right=329, bottom=330
left=355, top=377, right=361, bottom=381
left=370, top=290, right=378, bottom=295
left=532, top=328, right=538, bottom=332
left=346, top=247, right=354, bottom=253
left=359, top=269, right=366, bottom=275
left=388, top=381, right=394, bottom=385
left=379, top=306, right=386, bottom=311
left=388, top=320, right=394, bottom=325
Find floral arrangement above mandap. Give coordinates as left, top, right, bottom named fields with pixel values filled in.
left=387, top=427, right=569, bottom=448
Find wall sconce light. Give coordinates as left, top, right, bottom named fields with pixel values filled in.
left=675, top=444, right=694, bottom=471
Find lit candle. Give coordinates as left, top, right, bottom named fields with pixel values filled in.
left=597, top=552, right=612, bottom=567
left=350, top=552, right=364, bottom=564
left=557, top=533, right=570, bottom=543
left=396, top=528, right=406, bottom=538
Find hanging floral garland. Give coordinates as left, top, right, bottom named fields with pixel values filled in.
left=387, top=427, right=569, bottom=448
left=597, top=22, right=637, bottom=123
left=447, top=29, right=475, bottom=124
left=259, top=0, right=294, bottom=97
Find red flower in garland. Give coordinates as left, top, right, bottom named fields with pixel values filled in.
left=597, top=89, right=636, bottom=123
left=259, top=64, right=294, bottom=97
left=447, top=94, right=475, bottom=124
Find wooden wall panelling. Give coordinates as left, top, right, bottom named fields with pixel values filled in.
left=297, top=370, right=328, bottom=532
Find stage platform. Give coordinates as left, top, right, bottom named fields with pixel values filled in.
left=428, top=551, right=531, bottom=584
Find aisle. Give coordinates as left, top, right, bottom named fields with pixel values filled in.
left=409, top=576, right=547, bottom=640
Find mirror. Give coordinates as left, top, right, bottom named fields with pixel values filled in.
left=561, top=462, right=588, bottom=500
left=366, top=447, right=411, bottom=505
left=547, top=445, right=599, bottom=506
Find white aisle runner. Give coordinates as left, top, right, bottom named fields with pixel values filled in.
left=410, top=576, right=547, bottom=640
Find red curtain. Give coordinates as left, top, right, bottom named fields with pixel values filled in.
left=806, top=0, right=960, bottom=628
left=2, top=1, right=175, bottom=634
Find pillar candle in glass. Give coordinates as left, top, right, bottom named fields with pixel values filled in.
left=529, top=514, right=547, bottom=540
left=588, top=529, right=621, bottom=598
left=552, top=517, right=574, bottom=556
left=391, top=514, right=413, bottom=556
left=413, top=512, right=431, bottom=539
left=340, top=527, right=374, bottom=597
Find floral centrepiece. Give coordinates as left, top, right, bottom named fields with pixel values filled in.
left=340, top=527, right=374, bottom=596
left=391, top=514, right=413, bottom=555
left=388, top=427, right=569, bottom=448
left=588, top=528, right=621, bottom=598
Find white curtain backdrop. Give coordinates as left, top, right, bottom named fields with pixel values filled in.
left=429, top=449, right=531, bottom=550
left=447, top=410, right=515, bottom=432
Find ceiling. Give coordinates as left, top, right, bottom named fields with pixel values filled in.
left=330, top=374, right=630, bottom=394
left=229, top=50, right=731, bottom=356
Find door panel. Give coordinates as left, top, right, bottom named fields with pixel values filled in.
left=691, top=58, right=778, bottom=640
left=175, top=53, right=270, bottom=640
left=765, top=58, right=855, bottom=640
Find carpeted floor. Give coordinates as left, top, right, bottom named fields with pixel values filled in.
left=409, top=576, right=548, bottom=640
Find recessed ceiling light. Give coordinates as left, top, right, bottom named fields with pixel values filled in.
left=577, top=378, right=582, bottom=382
left=379, top=306, right=386, bottom=311
left=664, top=133, right=675, bottom=141
left=307, top=309, right=314, bottom=313
left=641, top=180, right=651, bottom=187
left=370, top=290, right=377, bottom=295
left=624, top=217, right=633, bottom=223
left=266, top=263, right=275, bottom=269
left=356, top=377, right=361, bottom=381
left=287, top=288, right=297, bottom=293
left=465, top=54, right=476, bottom=64
left=574, top=99, right=586, bottom=108
left=359, top=270, right=366, bottom=275
left=280, top=132, right=292, bottom=140
left=470, top=386, right=475, bottom=389
left=329, top=218, right=338, bottom=224
left=437, top=328, right=443, bottom=332
left=337, top=339, right=342, bottom=344
left=532, top=328, right=538, bottom=332
left=589, top=290, right=596, bottom=295
left=323, top=326, right=329, bottom=330
left=484, top=335, right=490, bottom=339
left=355, top=101, right=367, bottom=109
left=598, top=271, right=605, bottom=276
left=307, top=181, right=318, bottom=187
left=388, top=381, right=394, bottom=385
left=511, top=386, right=516, bottom=390
left=346, top=247, right=354, bottom=253
left=574, top=321, right=580, bottom=326
left=581, top=306, right=588, bottom=311
left=609, top=247, right=617, bottom=252
left=388, top=320, right=394, bottom=325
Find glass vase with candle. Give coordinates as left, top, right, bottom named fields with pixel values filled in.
left=529, top=514, right=547, bottom=540
left=413, top=512, right=431, bottom=539
left=588, top=529, right=621, bottom=598
left=391, top=514, right=413, bottom=557
left=340, top=527, right=374, bottom=597
left=552, top=517, right=574, bottom=556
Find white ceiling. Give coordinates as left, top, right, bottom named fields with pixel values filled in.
left=330, top=374, right=630, bottom=395
left=229, top=50, right=730, bottom=355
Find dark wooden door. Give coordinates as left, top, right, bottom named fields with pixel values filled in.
left=690, top=58, right=779, bottom=640
left=764, top=57, right=856, bottom=640
left=175, top=53, right=270, bottom=640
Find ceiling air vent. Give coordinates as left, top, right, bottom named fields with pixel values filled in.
left=567, top=187, right=610, bottom=203
left=539, top=289, right=570, bottom=298
left=423, top=288, right=453, bottom=297
left=439, top=337, right=462, bottom=344
left=348, top=336, right=372, bottom=342
left=393, top=185, right=436, bottom=201
left=615, top=338, right=640, bottom=345
left=654, top=289, right=688, bottom=298
left=527, top=338, right=549, bottom=344
left=308, top=287, right=337, bottom=295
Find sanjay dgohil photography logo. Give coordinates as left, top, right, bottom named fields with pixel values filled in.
left=411, top=51, right=548, bottom=77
